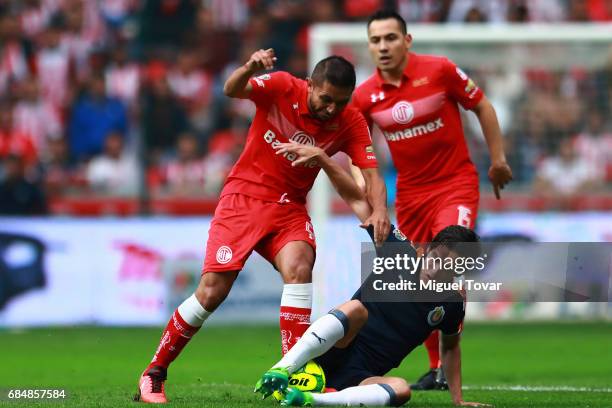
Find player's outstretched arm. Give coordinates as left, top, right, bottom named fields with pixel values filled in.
left=273, top=141, right=372, bottom=223
left=472, top=96, right=513, bottom=200
left=441, top=334, right=492, bottom=407
left=223, top=48, right=277, bottom=99
left=359, top=168, right=390, bottom=246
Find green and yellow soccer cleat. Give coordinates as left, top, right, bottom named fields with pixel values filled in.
left=281, top=388, right=315, bottom=406
left=254, top=367, right=289, bottom=399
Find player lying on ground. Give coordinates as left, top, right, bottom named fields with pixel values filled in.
left=135, top=50, right=390, bottom=403
left=254, top=143, right=490, bottom=407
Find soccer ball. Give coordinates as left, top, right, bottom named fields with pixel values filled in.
left=272, top=360, right=326, bottom=401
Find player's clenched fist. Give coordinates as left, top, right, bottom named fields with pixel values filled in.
left=245, top=48, right=277, bottom=73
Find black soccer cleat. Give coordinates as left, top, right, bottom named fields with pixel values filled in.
left=410, top=369, right=436, bottom=390
left=435, top=367, right=449, bottom=390
left=410, top=367, right=448, bottom=391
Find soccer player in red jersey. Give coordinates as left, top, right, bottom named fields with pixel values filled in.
left=349, top=10, right=513, bottom=390
left=135, top=49, right=390, bottom=403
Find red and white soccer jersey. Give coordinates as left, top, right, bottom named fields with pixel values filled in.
left=204, top=71, right=378, bottom=272
left=223, top=71, right=377, bottom=203
left=352, top=52, right=483, bottom=242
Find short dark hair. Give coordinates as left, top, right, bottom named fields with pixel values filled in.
left=367, top=9, right=407, bottom=35
left=431, top=225, right=481, bottom=259
left=311, top=56, right=356, bottom=89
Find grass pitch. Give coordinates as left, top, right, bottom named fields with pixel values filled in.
left=1, top=322, right=611, bottom=407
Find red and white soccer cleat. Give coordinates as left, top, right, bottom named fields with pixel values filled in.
left=135, top=366, right=168, bottom=403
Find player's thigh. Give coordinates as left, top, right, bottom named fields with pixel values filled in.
left=333, top=300, right=368, bottom=349
left=258, top=203, right=316, bottom=283
left=359, top=376, right=411, bottom=406
left=431, top=191, right=479, bottom=237
left=203, top=194, right=268, bottom=273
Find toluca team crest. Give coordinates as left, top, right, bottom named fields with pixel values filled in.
left=427, top=306, right=445, bottom=326
left=391, top=101, right=414, bottom=124
left=290, top=131, right=315, bottom=146
left=216, top=246, right=233, bottom=264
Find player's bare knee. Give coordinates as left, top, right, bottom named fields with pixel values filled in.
left=353, top=300, right=369, bottom=326
left=282, top=260, right=312, bottom=284
left=195, top=284, right=223, bottom=311
left=392, top=379, right=411, bottom=406
left=195, top=272, right=237, bottom=311
left=378, top=378, right=410, bottom=406
left=339, top=300, right=368, bottom=327
left=333, top=300, right=367, bottom=348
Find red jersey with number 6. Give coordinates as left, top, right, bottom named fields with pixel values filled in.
left=222, top=71, right=378, bottom=204
left=351, top=52, right=483, bottom=195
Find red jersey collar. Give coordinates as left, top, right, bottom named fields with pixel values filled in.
left=375, top=52, right=417, bottom=87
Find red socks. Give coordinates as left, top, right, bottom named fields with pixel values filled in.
left=424, top=330, right=441, bottom=369
left=148, top=310, right=200, bottom=370
left=279, top=283, right=313, bottom=355
left=280, top=305, right=312, bottom=354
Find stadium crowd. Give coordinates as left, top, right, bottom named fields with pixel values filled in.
left=0, top=0, right=610, bottom=215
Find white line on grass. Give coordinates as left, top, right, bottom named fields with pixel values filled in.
left=464, top=385, right=612, bottom=393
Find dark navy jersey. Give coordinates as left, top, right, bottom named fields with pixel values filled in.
left=351, top=225, right=465, bottom=375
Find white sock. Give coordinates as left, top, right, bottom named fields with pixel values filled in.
left=281, top=283, right=313, bottom=308
left=311, top=383, right=394, bottom=406
left=273, top=311, right=347, bottom=373
left=177, top=294, right=211, bottom=327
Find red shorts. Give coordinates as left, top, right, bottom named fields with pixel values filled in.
left=396, top=184, right=479, bottom=243
left=203, top=194, right=316, bottom=273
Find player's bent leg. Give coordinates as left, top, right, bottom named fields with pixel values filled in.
left=136, top=271, right=238, bottom=403
left=255, top=308, right=351, bottom=399
left=333, top=300, right=368, bottom=348
left=275, top=241, right=316, bottom=353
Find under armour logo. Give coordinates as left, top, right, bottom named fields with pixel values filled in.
left=311, top=332, right=326, bottom=344
left=278, top=193, right=291, bottom=204
left=371, top=91, right=385, bottom=103
left=293, top=103, right=299, bottom=109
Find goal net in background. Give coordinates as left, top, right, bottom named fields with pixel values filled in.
left=309, top=23, right=612, bottom=220
left=308, top=24, right=612, bottom=320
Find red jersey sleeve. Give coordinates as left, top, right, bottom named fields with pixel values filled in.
left=248, top=71, right=292, bottom=106
left=341, top=111, right=378, bottom=169
left=349, top=92, right=374, bottom=129
left=443, top=58, right=483, bottom=110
